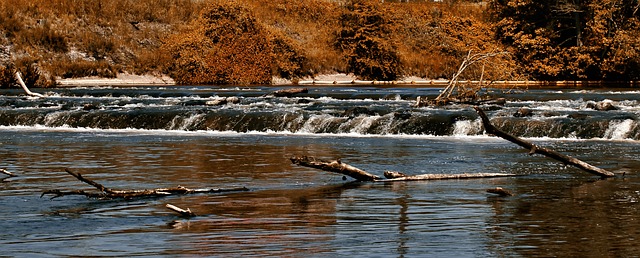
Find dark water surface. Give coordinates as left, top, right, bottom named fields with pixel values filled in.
left=1, top=86, right=640, bottom=257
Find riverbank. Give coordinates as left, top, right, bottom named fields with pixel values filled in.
left=56, top=73, right=176, bottom=87
left=54, top=73, right=640, bottom=88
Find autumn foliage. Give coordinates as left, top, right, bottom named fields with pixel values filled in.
left=1, top=0, right=640, bottom=86
left=490, top=0, right=640, bottom=81
left=335, top=0, right=403, bottom=81
left=163, top=2, right=273, bottom=85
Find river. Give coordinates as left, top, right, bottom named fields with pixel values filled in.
left=0, top=85, right=639, bottom=257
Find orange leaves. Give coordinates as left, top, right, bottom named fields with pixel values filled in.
left=163, top=2, right=273, bottom=85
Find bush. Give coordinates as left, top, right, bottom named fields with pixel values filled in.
left=0, top=63, right=17, bottom=89
left=18, top=22, right=68, bottom=53
left=268, top=29, right=315, bottom=80
left=335, top=0, right=403, bottom=81
left=50, top=59, right=118, bottom=79
left=163, top=2, right=273, bottom=85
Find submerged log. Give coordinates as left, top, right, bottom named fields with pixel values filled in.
left=206, top=96, right=240, bottom=106
left=271, top=88, right=308, bottom=97
left=41, top=168, right=249, bottom=199
left=291, top=156, right=515, bottom=182
left=473, top=106, right=616, bottom=178
left=486, top=187, right=513, bottom=196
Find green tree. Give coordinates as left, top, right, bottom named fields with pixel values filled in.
left=335, top=0, right=403, bottom=81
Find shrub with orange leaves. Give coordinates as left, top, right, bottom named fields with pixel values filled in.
left=163, top=2, right=273, bottom=85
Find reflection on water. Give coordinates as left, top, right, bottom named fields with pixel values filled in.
left=1, top=129, right=639, bottom=256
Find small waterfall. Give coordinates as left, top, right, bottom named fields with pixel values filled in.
left=603, top=119, right=635, bottom=140
left=344, top=115, right=381, bottom=134
left=452, top=119, right=481, bottom=136
left=298, top=114, right=348, bottom=134
left=168, top=113, right=205, bottom=130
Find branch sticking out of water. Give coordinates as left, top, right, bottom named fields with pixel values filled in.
left=41, top=168, right=249, bottom=199
left=1, top=169, right=16, bottom=177
left=166, top=204, right=196, bottom=217
left=15, top=71, right=45, bottom=98
left=473, top=106, right=616, bottom=178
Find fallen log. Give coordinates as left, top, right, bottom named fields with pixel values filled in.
left=291, top=156, right=515, bottom=182
left=473, top=106, right=616, bottom=178
left=291, top=156, right=381, bottom=181
left=41, top=168, right=249, bottom=199
left=383, top=171, right=516, bottom=181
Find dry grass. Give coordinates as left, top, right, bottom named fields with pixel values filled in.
left=0, top=0, right=518, bottom=86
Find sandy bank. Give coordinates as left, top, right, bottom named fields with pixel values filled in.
left=56, top=73, right=175, bottom=87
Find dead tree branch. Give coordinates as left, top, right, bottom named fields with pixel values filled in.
left=437, top=50, right=507, bottom=101
left=41, top=168, right=249, bottom=199
left=290, top=156, right=515, bottom=182
left=473, top=106, right=616, bottom=178
left=15, top=71, right=44, bottom=98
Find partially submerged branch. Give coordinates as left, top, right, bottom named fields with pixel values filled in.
left=1, top=168, right=16, bottom=177
left=166, top=204, right=196, bottom=217
left=290, top=155, right=515, bottom=182
left=41, top=168, right=249, bottom=199
left=473, top=106, right=615, bottom=178
left=486, top=187, right=513, bottom=196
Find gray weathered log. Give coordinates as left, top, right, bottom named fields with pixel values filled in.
left=291, top=156, right=515, bottom=182
left=473, top=106, right=616, bottom=178
left=291, top=156, right=381, bottom=181
left=383, top=172, right=516, bottom=181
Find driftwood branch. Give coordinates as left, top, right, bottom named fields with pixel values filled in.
left=15, top=71, right=45, bottom=98
left=1, top=168, right=16, bottom=177
left=290, top=156, right=515, bottom=182
left=473, top=106, right=615, bottom=178
left=166, top=204, right=196, bottom=217
left=41, top=168, right=249, bottom=199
